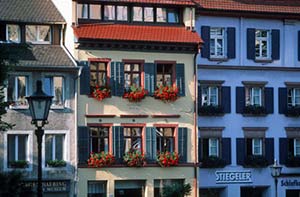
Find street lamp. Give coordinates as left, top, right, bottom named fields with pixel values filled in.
left=270, top=159, right=282, bottom=197
left=26, top=80, right=53, bottom=197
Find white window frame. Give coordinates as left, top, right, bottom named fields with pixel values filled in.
left=8, top=75, right=29, bottom=109
left=77, top=3, right=88, bottom=19
left=44, top=76, right=65, bottom=109
left=201, top=86, right=219, bottom=106
left=246, top=87, right=262, bottom=106
left=25, top=25, right=51, bottom=44
left=210, top=27, right=226, bottom=58
left=294, top=139, right=300, bottom=157
left=208, top=138, right=219, bottom=157
left=252, top=138, right=263, bottom=155
left=6, top=24, right=21, bottom=43
left=42, top=130, right=69, bottom=170
left=288, top=88, right=300, bottom=107
left=3, top=130, right=33, bottom=171
left=255, top=30, right=271, bottom=60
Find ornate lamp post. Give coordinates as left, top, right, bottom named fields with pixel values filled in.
left=270, top=159, right=282, bottom=197
left=26, top=80, right=53, bottom=197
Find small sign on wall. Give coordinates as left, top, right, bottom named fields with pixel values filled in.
left=215, top=170, right=252, bottom=184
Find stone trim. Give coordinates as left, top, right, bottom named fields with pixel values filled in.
left=198, top=127, right=224, bottom=137
left=285, top=127, right=300, bottom=138
left=242, top=127, right=268, bottom=138
left=284, top=82, right=300, bottom=87
left=242, top=81, right=268, bottom=86
left=198, top=80, right=225, bottom=85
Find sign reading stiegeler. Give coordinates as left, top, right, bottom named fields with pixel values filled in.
left=215, top=170, right=252, bottom=184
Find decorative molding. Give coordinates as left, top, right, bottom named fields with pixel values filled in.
left=198, top=80, right=225, bottom=85
left=242, top=127, right=268, bottom=138
left=120, top=123, right=146, bottom=127
left=151, top=114, right=181, bottom=118
left=284, top=82, right=300, bottom=87
left=198, top=127, right=225, bottom=132
left=242, top=81, right=268, bottom=86
left=88, top=58, right=111, bottom=62
left=285, top=127, right=300, bottom=138
left=120, top=114, right=149, bottom=118
left=85, top=114, right=116, bottom=118
left=87, top=123, right=113, bottom=127
left=242, top=127, right=268, bottom=132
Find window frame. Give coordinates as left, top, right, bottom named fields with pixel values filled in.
left=155, top=127, right=176, bottom=153
left=25, top=25, right=52, bottom=44
left=123, top=127, right=143, bottom=153
left=210, top=27, right=226, bottom=58
left=8, top=75, right=29, bottom=108
left=124, top=62, right=142, bottom=90
left=245, top=86, right=263, bottom=106
left=252, top=138, right=263, bottom=156
left=208, top=138, right=219, bottom=157
left=288, top=87, right=300, bottom=107
left=294, top=139, right=300, bottom=157
left=132, top=6, right=154, bottom=23
left=156, top=7, right=179, bottom=24
left=255, top=29, right=271, bottom=60
left=90, top=61, right=109, bottom=90
left=103, top=5, right=128, bottom=22
left=88, top=181, right=107, bottom=197
left=44, top=134, right=65, bottom=165
left=89, top=126, right=110, bottom=153
left=201, top=85, right=219, bottom=106
left=6, top=24, right=21, bottom=43
left=155, top=62, right=175, bottom=88
left=44, top=76, right=65, bottom=109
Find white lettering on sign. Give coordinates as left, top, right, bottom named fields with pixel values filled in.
left=215, top=170, right=252, bottom=184
left=281, top=179, right=300, bottom=187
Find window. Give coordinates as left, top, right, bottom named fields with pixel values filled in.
left=77, top=4, right=88, bottom=19
left=288, top=88, right=300, bottom=107
left=8, top=134, right=28, bottom=167
left=89, top=127, right=109, bottom=153
left=245, top=87, right=262, bottom=106
left=133, top=7, right=154, bottom=22
left=154, top=179, right=184, bottom=197
left=123, top=127, right=142, bottom=153
left=294, top=139, right=300, bottom=156
left=209, top=138, right=219, bottom=157
left=90, top=62, right=107, bottom=90
left=156, top=128, right=174, bottom=152
left=210, top=28, right=225, bottom=58
left=156, top=64, right=173, bottom=87
left=124, top=63, right=141, bottom=90
left=115, top=180, right=145, bottom=197
left=26, top=25, right=51, bottom=43
left=7, top=75, right=28, bottom=107
left=44, top=76, right=64, bottom=107
left=88, top=181, right=107, bottom=197
left=247, top=138, right=263, bottom=156
left=156, top=8, right=179, bottom=23
left=104, top=5, right=128, bottom=21
left=201, top=86, right=219, bottom=106
left=45, top=134, right=65, bottom=164
left=6, top=24, right=20, bottom=43
left=90, top=4, right=101, bottom=19
left=255, top=30, right=271, bottom=60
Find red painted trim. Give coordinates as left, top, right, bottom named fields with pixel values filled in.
left=151, top=114, right=180, bottom=118
left=154, top=60, right=176, bottom=64
left=88, top=58, right=111, bottom=62
left=120, top=114, right=149, bottom=118
left=85, top=114, right=116, bottom=118
left=109, top=126, right=113, bottom=154
left=153, top=124, right=179, bottom=127
left=122, top=59, right=145, bottom=64
left=87, top=123, right=113, bottom=127
left=121, top=123, right=146, bottom=127
left=174, top=126, right=178, bottom=153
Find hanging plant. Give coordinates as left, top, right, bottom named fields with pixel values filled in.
left=87, top=152, right=115, bottom=167
left=123, top=149, right=145, bottom=167
left=154, top=85, right=179, bottom=102
left=123, top=86, right=148, bottom=102
left=92, top=85, right=111, bottom=101
left=157, top=151, right=179, bottom=167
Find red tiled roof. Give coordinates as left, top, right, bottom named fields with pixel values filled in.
left=85, top=0, right=195, bottom=6
left=73, top=24, right=202, bottom=44
left=195, top=0, right=300, bottom=14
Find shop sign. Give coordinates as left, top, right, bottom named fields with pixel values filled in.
left=215, top=170, right=252, bottom=184
left=23, top=180, right=70, bottom=193
left=281, top=179, right=300, bottom=187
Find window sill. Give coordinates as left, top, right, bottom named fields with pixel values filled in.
left=78, top=163, right=195, bottom=168
left=9, top=105, right=29, bottom=110
left=208, top=57, right=229, bottom=62
left=50, top=106, right=65, bottom=110
left=254, top=58, right=273, bottom=63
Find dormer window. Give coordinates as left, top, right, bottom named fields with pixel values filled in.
left=133, top=7, right=154, bottom=22
left=6, top=24, right=20, bottom=43
left=77, top=4, right=88, bottom=19
left=156, top=8, right=179, bottom=23
left=90, top=4, right=101, bottom=20
left=26, top=25, right=51, bottom=44
left=104, top=5, right=128, bottom=21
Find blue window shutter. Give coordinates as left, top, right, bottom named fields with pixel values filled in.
left=278, top=88, right=287, bottom=114
left=247, top=28, right=256, bottom=60
left=265, top=138, right=274, bottom=165
left=44, top=77, right=52, bottom=96
left=222, top=138, right=231, bottom=165
left=279, top=138, right=288, bottom=165
left=79, top=61, right=90, bottom=95
left=236, top=87, right=245, bottom=114
left=221, top=86, right=231, bottom=113
left=264, top=87, right=274, bottom=114
left=146, top=127, right=157, bottom=162
left=198, top=138, right=202, bottom=161
left=271, top=29, right=280, bottom=60
left=201, top=26, right=210, bottom=58
left=110, top=62, right=116, bottom=96
left=227, top=27, right=236, bottom=59
left=113, top=126, right=124, bottom=163
left=236, top=138, right=245, bottom=165
left=77, top=126, right=89, bottom=165
left=178, top=127, right=188, bottom=163
left=115, top=62, right=124, bottom=96
left=144, top=63, right=155, bottom=95
left=176, top=63, right=185, bottom=96
left=298, top=31, right=300, bottom=61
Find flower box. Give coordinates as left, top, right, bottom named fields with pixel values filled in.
left=285, top=106, right=300, bottom=117
left=88, top=152, right=115, bottom=167
left=9, top=160, right=28, bottom=168
left=123, top=86, right=148, bottom=102
left=198, top=105, right=224, bottom=116
left=200, top=156, right=226, bottom=168
left=243, top=155, right=268, bottom=168
left=154, top=86, right=179, bottom=102
left=286, top=156, right=300, bottom=167
left=157, top=151, right=179, bottom=167
left=123, top=149, right=145, bottom=167
left=243, top=105, right=266, bottom=115
left=91, top=86, right=111, bottom=101
left=46, top=160, right=66, bottom=168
